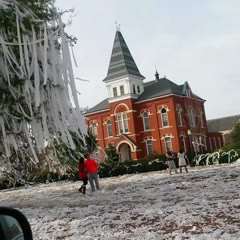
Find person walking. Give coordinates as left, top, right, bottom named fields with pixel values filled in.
left=78, top=157, right=88, bottom=195
left=177, top=149, right=189, bottom=173
left=84, top=153, right=100, bottom=192
left=165, top=149, right=178, bottom=175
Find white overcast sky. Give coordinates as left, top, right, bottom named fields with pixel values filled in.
left=56, top=0, right=240, bottom=120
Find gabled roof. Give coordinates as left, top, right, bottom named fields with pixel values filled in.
left=114, top=134, right=138, bottom=147
left=207, top=114, right=240, bottom=132
left=103, top=31, right=145, bottom=82
left=85, top=77, right=204, bottom=115
left=85, top=98, right=109, bottom=115
left=136, top=77, right=184, bottom=102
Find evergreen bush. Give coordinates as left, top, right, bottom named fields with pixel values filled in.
left=98, top=154, right=168, bottom=178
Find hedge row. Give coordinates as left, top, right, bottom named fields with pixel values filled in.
left=99, top=154, right=168, bottom=178
left=191, top=149, right=240, bottom=167
left=1, top=150, right=239, bottom=190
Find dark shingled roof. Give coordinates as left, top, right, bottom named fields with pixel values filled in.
left=85, top=98, right=109, bottom=115
left=136, top=77, right=184, bottom=102
left=85, top=78, right=204, bottom=115
left=103, top=31, right=145, bottom=82
left=207, top=115, right=240, bottom=132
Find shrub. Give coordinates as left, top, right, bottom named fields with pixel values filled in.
left=98, top=154, right=168, bottom=178
left=191, top=149, right=239, bottom=167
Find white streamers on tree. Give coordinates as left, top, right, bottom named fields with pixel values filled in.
left=0, top=1, right=87, bottom=164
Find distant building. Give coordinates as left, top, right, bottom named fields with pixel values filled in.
left=85, top=30, right=223, bottom=162
left=207, top=115, right=240, bottom=146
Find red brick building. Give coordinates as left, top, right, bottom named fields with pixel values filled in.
left=85, top=30, right=223, bottom=162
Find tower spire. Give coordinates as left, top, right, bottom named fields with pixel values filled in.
left=103, top=30, right=145, bottom=82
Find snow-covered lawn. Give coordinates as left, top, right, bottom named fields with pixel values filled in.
left=0, top=164, right=240, bottom=240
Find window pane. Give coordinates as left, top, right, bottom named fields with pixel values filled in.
left=162, top=113, right=169, bottom=127
left=137, top=86, right=140, bottom=93
left=123, top=113, right=129, bottom=132
left=177, top=110, right=182, bottom=126
left=117, top=114, right=128, bottom=134
left=120, top=85, right=125, bottom=95
left=92, top=124, right=98, bottom=138
left=143, top=112, right=150, bottom=130
left=146, top=140, right=153, bottom=155
left=117, top=115, right=123, bottom=134
left=113, top=87, right=117, bottom=97
left=189, top=109, right=196, bottom=127
left=164, top=137, right=172, bottom=151
left=107, top=120, right=113, bottom=137
left=133, top=84, right=136, bottom=94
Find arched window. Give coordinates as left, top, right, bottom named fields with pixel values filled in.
left=199, top=111, right=204, bottom=127
left=106, top=120, right=113, bottom=137
left=189, top=107, right=196, bottom=127
left=117, top=112, right=129, bottom=134
left=142, top=111, right=150, bottom=131
left=164, top=136, right=172, bottom=151
left=91, top=122, right=98, bottom=138
left=161, top=107, right=169, bottom=127
left=176, top=105, right=183, bottom=126
left=145, top=138, right=153, bottom=155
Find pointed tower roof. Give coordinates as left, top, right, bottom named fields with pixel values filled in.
left=103, top=30, right=145, bottom=82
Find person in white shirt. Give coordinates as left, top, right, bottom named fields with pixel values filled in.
left=177, top=148, right=189, bottom=173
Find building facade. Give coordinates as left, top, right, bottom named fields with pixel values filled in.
left=207, top=115, right=240, bottom=147
left=85, top=30, right=223, bottom=162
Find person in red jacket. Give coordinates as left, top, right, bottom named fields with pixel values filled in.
left=84, top=153, right=100, bottom=192
left=78, top=157, right=88, bottom=195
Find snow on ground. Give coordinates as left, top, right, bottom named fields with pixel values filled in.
left=0, top=164, right=240, bottom=240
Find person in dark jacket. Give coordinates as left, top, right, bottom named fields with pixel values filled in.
left=78, top=157, right=88, bottom=194
left=165, top=149, right=178, bottom=175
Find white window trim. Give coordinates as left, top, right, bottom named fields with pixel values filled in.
left=117, top=112, right=129, bottom=134
left=146, top=139, right=153, bottom=155
left=200, top=112, right=204, bottom=127
left=91, top=122, right=98, bottom=138
left=133, top=84, right=136, bottom=94
left=142, top=111, right=150, bottom=131
left=113, top=87, right=118, bottom=97
left=120, top=85, right=125, bottom=95
left=106, top=120, right=113, bottom=137
left=189, top=107, right=196, bottom=127
left=176, top=105, right=183, bottom=126
left=160, top=108, right=169, bottom=128
left=164, top=136, right=172, bottom=151
left=144, top=137, right=154, bottom=156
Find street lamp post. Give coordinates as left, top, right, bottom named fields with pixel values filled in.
left=187, top=130, right=192, bottom=153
